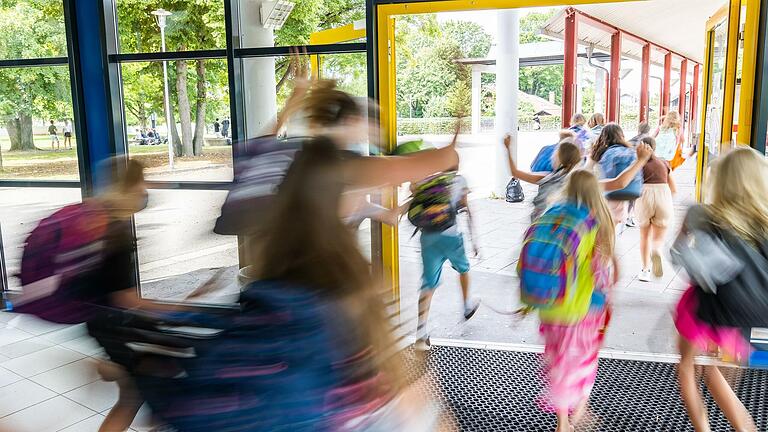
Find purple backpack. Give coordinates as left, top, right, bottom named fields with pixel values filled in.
left=13, top=202, right=110, bottom=324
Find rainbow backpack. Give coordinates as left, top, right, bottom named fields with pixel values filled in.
left=518, top=202, right=598, bottom=323
left=408, top=172, right=458, bottom=233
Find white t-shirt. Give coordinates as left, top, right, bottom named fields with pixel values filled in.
left=442, top=175, right=469, bottom=235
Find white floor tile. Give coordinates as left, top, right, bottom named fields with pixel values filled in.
left=65, top=380, right=118, bottom=413
left=0, top=336, right=55, bottom=359
left=4, top=315, right=69, bottom=336
left=57, top=414, right=106, bottom=432
left=0, top=327, right=34, bottom=347
left=0, top=379, right=56, bottom=417
left=0, top=366, right=22, bottom=388
left=2, top=346, right=84, bottom=377
left=0, top=396, right=96, bottom=432
left=30, top=358, right=100, bottom=394
left=41, top=325, right=88, bottom=344
left=60, top=336, right=103, bottom=357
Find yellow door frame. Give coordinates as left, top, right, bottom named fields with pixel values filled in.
left=374, top=0, right=647, bottom=301
left=308, top=22, right=367, bottom=76
left=695, top=0, right=762, bottom=200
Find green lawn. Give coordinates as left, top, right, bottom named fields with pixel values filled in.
left=0, top=134, right=231, bottom=162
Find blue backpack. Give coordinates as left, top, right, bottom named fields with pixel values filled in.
left=600, top=144, right=643, bottom=201
left=518, top=203, right=597, bottom=314
left=530, top=143, right=557, bottom=172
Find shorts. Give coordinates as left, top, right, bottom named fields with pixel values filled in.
left=607, top=200, right=628, bottom=225
left=636, top=184, right=673, bottom=228
left=64, top=132, right=72, bottom=137
left=420, top=231, right=470, bottom=291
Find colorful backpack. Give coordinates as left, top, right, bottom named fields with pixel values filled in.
left=13, top=201, right=111, bottom=324
left=518, top=202, right=598, bottom=323
left=408, top=172, right=458, bottom=233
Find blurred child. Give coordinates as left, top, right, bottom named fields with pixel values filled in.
left=408, top=166, right=480, bottom=351
left=568, top=113, right=593, bottom=154
left=519, top=170, right=618, bottom=432
left=626, top=122, right=653, bottom=227
left=636, top=136, right=676, bottom=281
left=528, top=130, right=578, bottom=173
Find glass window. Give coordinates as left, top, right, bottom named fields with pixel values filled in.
left=0, top=1, right=66, bottom=60
left=116, top=1, right=226, bottom=54
left=238, top=0, right=365, bottom=48
left=134, top=189, right=238, bottom=302
left=318, top=52, right=368, bottom=97
left=0, top=187, right=82, bottom=291
left=120, top=59, right=233, bottom=182
left=0, top=66, right=79, bottom=181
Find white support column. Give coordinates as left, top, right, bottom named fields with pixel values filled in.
left=241, top=0, right=278, bottom=138
left=595, top=62, right=607, bottom=114
left=494, top=9, right=520, bottom=194
left=472, top=67, right=482, bottom=135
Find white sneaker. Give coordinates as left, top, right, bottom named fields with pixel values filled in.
left=414, top=336, right=431, bottom=351
left=638, top=269, right=651, bottom=282
left=464, top=298, right=481, bottom=321
left=625, top=217, right=637, bottom=228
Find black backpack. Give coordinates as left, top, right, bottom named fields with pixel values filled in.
left=506, top=178, right=525, bottom=203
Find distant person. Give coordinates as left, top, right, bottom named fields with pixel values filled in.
left=221, top=118, right=230, bottom=138
left=62, top=120, right=72, bottom=149
left=533, top=114, right=542, bottom=130
left=214, top=118, right=221, bottom=136
left=635, top=136, right=676, bottom=282
left=48, top=120, right=60, bottom=150
left=625, top=122, right=653, bottom=228
left=568, top=113, right=593, bottom=154
left=653, top=111, right=684, bottom=167
left=588, top=113, right=606, bottom=138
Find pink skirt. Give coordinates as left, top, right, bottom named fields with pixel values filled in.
left=539, top=312, right=606, bottom=412
left=674, top=287, right=752, bottom=362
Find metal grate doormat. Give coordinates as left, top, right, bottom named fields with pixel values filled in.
left=406, top=345, right=768, bottom=431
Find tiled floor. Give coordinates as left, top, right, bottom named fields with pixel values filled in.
left=0, top=154, right=698, bottom=430
left=0, top=313, right=157, bottom=432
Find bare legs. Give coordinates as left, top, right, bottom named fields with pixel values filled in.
left=677, top=336, right=756, bottom=432
left=459, top=272, right=471, bottom=305
left=639, top=224, right=667, bottom=271
left=97, top=361, right=143, bottom=432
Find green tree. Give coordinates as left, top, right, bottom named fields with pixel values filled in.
left=519, top=10, right=563, bottom=105
left=441, top=21, right=492, bottom=58
left=446, top=80, right=471, bottom=117
left=0, top=1, right=69, bottom=152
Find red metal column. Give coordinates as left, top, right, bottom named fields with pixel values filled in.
left=662, top=52, right=672, bottom=117
left=562, top=10, right=579, bottom=128
left=608, top=31, right=622, bottom=122
left=691, top=63, right=701, bottom=131
left=640, top=44, right=651, bottom=123
left=678, top=59, right=688, bottom=119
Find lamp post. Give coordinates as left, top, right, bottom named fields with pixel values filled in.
left=152, top=8, right=174, bottom=170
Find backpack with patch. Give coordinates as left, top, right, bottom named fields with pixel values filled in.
left=518, top=202, right=598, bottom=323
left=506, top=178, right=525, bottom=203
left=13, top=201, right=111, bottom=324
left=408, top=172, right=458, bottom=232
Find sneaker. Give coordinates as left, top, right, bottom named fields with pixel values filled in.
left=414, top=336, right=431, bottom=351
left=651, top=251, right=663, bottom=278
left=464, top=298, right=481, bottom=321
left=638, top=269, right=651, bottom=282
left=625, top=217, right=637, bottom=228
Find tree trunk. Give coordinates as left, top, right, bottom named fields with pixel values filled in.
left=192, top=60, right=207, bottom=156
left=169, top=103, right=182, bottom=157
left=175, top=61, right=193, bottom=157
left=8, top=114, right=35, bottom=151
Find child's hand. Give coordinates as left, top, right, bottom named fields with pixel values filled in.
left=636, top=143, right=653, bottom=162
left=503, top=133, right=514, bottom=151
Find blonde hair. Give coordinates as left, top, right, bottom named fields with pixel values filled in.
left=562, top=170, right=615, bottom=256
left=588, top=113, right=605, bottom=129
left=708, top=147, right=768, bottom=243
left=661, top=111, right=682, bottom=133
left=571, top=113, right=587, bottom=126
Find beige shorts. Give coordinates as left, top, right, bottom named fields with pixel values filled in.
left=607, top=200, right=628, bottom=225
left=636, top=184, right=674, bottom=228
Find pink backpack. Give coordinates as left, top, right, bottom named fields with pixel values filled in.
left=13, top=201, right=110, bottom=324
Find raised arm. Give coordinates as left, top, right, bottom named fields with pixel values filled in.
left=503, top=134, right=547, bottom=184
left=600, top=143, right=653, bottom=192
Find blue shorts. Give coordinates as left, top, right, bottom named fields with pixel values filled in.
left=420, top=231, right=470, bottom=292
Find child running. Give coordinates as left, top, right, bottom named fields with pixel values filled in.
left=636, top=136, right=676, bottom=281
left=519, top=170, right=618, bottom=432
left=410, top=168, right=480, bottom=351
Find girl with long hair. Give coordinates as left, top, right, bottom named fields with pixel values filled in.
left=674, top=147, right=767, bottom=432
left=589, top=123, right=644, bottom=225
left=533, top=170, right=618, bottom=432
left=653, top=110, right=685, bottom=166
